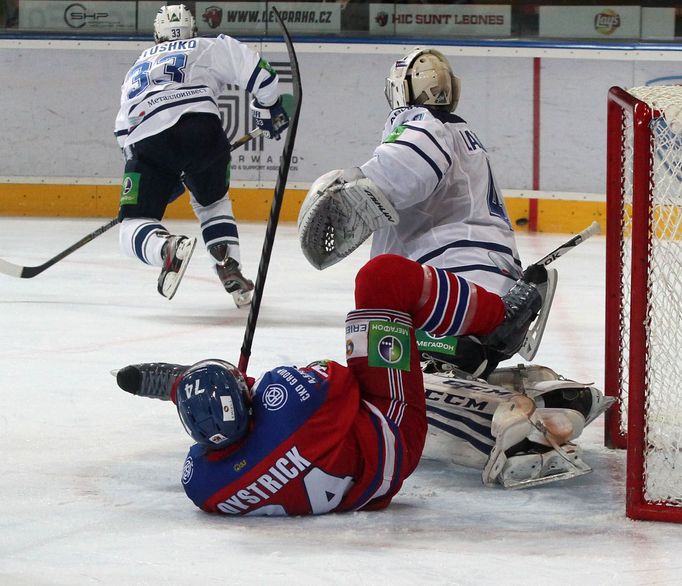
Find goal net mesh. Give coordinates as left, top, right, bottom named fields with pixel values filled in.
left=622, top=85, right=682, bottom=506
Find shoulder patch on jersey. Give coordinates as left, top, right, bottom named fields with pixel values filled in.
left=258, top=58, right=276, bottom=77
left=383, top=125, right=407, bottom=144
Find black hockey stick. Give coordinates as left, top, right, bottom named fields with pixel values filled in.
left=0, top=129, right=263, bottom=279
left=239, top=8, right=301, bottom=374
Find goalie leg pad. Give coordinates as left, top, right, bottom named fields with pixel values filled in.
left=297, top=169, right=399, bottom=270
left=423, top=372, right=525, bottom=470
left=422, top=372, right=595, bottom=488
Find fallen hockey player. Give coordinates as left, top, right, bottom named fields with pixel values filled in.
left=113, top=252, right=612, bottom=517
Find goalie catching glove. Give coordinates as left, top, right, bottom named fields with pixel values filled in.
left=297, top=168, right=399, bottom=270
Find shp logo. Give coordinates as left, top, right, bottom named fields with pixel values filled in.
left=594, top=9, right=620, bottom=35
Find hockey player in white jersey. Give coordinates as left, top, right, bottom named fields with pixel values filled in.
left=115, top=5, right=289, bottom=306
left=299, top=47, right=532, bottom=375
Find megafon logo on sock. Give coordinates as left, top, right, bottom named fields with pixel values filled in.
left=594, top=9, right=620, bottom=35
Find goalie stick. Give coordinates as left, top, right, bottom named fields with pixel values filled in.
left=489, top=221, right=601, bottom=361
left=0, top=128, right=264, bottom=279
left=238, top=8, right=301, bottom=375
left=534, top=220, right=601, bottom=268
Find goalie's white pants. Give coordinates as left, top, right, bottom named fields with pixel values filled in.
left=119, top=193, right=241, bottom=267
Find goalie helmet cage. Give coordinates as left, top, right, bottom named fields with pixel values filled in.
left=605, top=85, right=682, bottom=523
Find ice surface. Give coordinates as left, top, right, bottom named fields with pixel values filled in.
left=1, top=218, right=681, bottom=586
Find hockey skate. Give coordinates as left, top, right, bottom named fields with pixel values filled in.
left=209, top=243, right=254, bottom=308
left=158, top=234, right=197, bottom=300
left=482, top=395, right=592, bottom=489
left=114, top=362, right=188, bottom=401
left=486, top=364, right=616, bottom=426
left=481, top=264, right=548, bottom=360
left=497, top=442, right=592, bottom=489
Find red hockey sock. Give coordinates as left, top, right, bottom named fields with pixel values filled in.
left=413, top=265, right=504, bottom=336
left=354, top=255, right=504, bottom=336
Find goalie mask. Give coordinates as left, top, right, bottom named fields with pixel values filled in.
left=154, top=4, right=197, bottom=43
left=176, top=359, right=251, bottom=450
left=384, top=48, right=461, bottom=112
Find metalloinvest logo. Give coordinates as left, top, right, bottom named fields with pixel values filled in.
left=594, top=9, right=620, bottom=35
left=203, top=6, right=223, bottom=29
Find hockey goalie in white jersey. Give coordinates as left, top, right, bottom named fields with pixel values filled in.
left=297, top=47, right=613, bottom=488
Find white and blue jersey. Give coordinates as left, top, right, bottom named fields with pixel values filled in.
left=115, top=35, right=280, bottom=148
left=361, top=106, right=521, bottom=296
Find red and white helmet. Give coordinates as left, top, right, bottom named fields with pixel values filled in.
left=384, top=47, right=461, bottom=112
left=153, top=4, right=197, bottom=43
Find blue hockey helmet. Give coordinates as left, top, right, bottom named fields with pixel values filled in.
left=175, top=359, right=251, bottom=450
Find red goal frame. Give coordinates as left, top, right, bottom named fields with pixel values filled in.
left=605, top=86, right=682, bottom=522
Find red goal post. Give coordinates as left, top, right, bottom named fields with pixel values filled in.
left=605, top=85, right=682, bottom=522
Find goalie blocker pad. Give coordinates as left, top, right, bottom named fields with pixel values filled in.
left=297, top=169, right=399, bottom=270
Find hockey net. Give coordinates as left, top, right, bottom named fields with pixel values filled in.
left=605, top=85, right=682, bottom=522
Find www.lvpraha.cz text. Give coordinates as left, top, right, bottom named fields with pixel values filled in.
left=224, top=10, right=333, bottom=24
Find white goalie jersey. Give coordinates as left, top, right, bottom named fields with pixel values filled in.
left=115, top=35, right=280, bottom=149
left=360, top=106, right=521, bottom=295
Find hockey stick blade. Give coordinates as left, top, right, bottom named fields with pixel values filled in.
left=0, top=130, right=262, bottom=279
left=238, top=7, right=302, bottom=375
left=0, top=217, right=121, bottom=279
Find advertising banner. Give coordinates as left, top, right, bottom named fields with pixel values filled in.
left=539, top=5, right=642, bottom=39
left=195, top=2, right=341, bottom=35
left=19, top=0, right=137, bottom=31
left=369, top=3, right=511, bottom=37
left=137, top=1, right=168, bottom=34
left=2, top=41, right=682, bottom=196
left=641, top=7, right=676, bottom=40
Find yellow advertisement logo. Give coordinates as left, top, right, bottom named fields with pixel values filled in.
left=594, top=9, right=621, bottom=35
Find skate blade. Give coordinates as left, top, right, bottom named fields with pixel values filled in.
left=162, top=237, right=197, bottom=300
